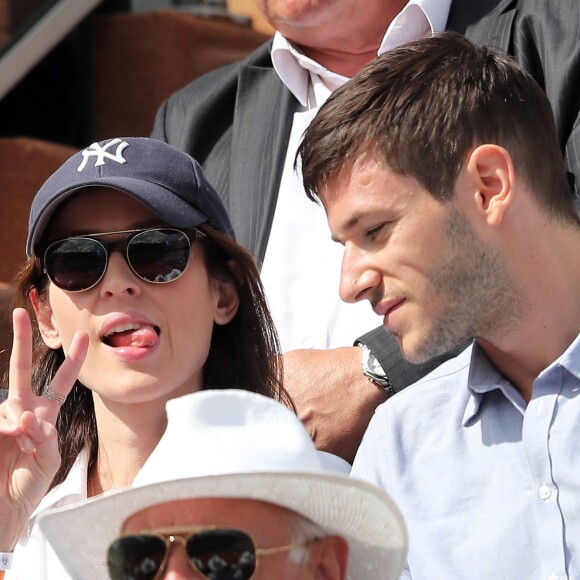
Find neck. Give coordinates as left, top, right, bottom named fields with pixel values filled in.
left=297, top=44, right=381, bottom=78
left=275, top=0, right=407, bottom=77
left=477, top=221, right=580, bottom=401
left=89, top=396, right=169, bottom=495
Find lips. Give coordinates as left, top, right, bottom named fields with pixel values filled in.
left=100, top=317, right=160, bottom=349
left=374, top=297, right=404, bottom=316
left=374, top=298, right=405, bottom=326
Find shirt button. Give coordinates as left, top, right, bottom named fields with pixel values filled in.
left=538, top=485, right=552, bottom=500
left=546, top=574, right=559, bottom=580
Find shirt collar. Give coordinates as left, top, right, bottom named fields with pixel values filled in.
left=378, top=0, right=451, bottom=53
left=271, top=33, right=340, bottom=107
left=271, top=0, right=452, bottom=107
left=463, top=330, right=580, bottom=425
left=539, top=329, right=580, bottom=381
left=462, top=340, right=541, bottom=425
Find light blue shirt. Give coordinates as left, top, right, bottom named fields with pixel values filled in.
left=351, top=335, right=580, bottom=580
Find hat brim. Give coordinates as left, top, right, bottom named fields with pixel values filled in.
left=28, top=178, right=212, bottom=256
left=39, top=471, right=407, bottom=579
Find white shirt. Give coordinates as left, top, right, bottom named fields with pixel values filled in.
left=260, top=0, right=452, bottom=352
left=5, top=452, right=89, bottom=580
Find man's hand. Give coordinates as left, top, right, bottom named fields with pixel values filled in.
left=282, top=347, right=389, bottom=464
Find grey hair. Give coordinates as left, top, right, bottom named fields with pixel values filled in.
left=286, top=513, right=329, bottom=565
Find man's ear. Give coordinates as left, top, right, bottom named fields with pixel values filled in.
left=309, top=535, right=349, bottom=580
left=212, top=261, right=240, bottom=326
left=465, top=144, right=515, bottom=226
left=29, top=288, right=62, bottom=349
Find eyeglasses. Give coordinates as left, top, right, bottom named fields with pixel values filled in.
left=42, top=228, right=203, bottom=292
left=107, top=526, right=312, bottom=580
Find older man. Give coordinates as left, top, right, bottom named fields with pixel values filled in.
left=152, top=0, right=580, bottom=463
left=38, top=390, right=407, bottom=579
left=298, top=31, right=580, bottom=578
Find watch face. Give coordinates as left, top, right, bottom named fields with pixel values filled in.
left=367, top=350, right=385, bottom=377
left=361, top=344, right=392, bottom=393
left=368, top=353, right=385, bottom=375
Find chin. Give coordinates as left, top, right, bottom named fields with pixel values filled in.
left=399, top=333, right=442, bottom=365
left=90, top=377, right=164, bottom=403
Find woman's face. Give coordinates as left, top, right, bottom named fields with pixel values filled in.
left=32, top=188, right=239, bottom=406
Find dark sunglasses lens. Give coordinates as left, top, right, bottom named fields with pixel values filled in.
left=128, top=229, right=191, bottom=283
left=107, top=535, right=167, bottom=580
left=186, top=529, right=257, bottom=580
left=45, top=238, right=106, bottom=291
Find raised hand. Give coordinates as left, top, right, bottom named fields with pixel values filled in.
left=0, top=308, right=88, bottom=550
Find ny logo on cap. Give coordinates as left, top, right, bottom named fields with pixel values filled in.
left=77, top=138, right=129, bottom=172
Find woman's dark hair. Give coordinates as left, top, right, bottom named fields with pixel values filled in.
left=4, top=223, right=290, bottom=489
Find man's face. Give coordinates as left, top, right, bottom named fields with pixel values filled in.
left=255, top=0, right=348, bottom=28
left=321, top=152, right=516, bottom=363
left=254, top=0, right=402, bottom=48
left=118, top=498, right=347, bottom=579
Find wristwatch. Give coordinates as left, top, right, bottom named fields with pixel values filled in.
left=359, top=343, right=395, bottom=396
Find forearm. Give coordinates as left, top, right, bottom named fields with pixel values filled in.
left=282, top=346, right=388, bottom=463
left=0, top=507, right=28, bottom=552
left=0, top=514, right=21, bottom=579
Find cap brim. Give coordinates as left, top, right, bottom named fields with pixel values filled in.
left=39, top=472, right=407, bottom=580
left=28, top=178, right=211, bottom=256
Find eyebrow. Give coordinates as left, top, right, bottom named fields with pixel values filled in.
left=330, top=212, right=369, bottom=244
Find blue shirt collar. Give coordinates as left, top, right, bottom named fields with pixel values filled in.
left=463, top=331, right=580, bottom=425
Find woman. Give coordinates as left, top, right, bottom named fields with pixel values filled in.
left=0, top=137, right=290, bottom=579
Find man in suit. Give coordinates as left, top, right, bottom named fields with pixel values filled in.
left=299, top=31, right=580, bottom=578
left=152, top=0, right=580, bottom=463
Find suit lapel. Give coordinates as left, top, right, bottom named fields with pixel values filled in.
left=447, top=0, right=516, bottom=52
left=228, top=66, right=296, bottom=262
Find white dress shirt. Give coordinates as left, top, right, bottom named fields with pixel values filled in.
left=260, top=0, right=452, bottom=352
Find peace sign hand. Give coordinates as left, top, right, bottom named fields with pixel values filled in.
left=0, top=308, right=88, bottom=551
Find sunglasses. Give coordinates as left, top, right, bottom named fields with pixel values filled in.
left=42, top=228, right=203, bottom=292
left=107, top=526, right=312, bottom=580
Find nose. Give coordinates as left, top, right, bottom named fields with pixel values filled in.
left=339, top=245, right=382, bottom=304
left=98, top=250, right=141, bottom=297
left=161, top=542, right=197, bottom=579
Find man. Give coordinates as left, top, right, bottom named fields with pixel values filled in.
left=298, top=32, right=580, bottom=578
left=37, top=390, right=407, bottom=579
left=152, top=0, right=580, bottom=462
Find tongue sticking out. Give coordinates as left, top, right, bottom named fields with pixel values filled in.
left=107, top=326, right=159, bottom=348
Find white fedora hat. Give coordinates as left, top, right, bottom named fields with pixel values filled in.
left=39, top=390, right=407, bottom=579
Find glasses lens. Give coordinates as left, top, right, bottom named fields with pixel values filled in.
left=187, top=529, right=257, bottom=580
left=44, top=237, right=107, bottom=291
left=127, top=229, right=191, bottom=283
left=107, top=535, right=167, bottom=580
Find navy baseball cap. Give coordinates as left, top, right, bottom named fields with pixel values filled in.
left=27, top=137, right=235, bottom=257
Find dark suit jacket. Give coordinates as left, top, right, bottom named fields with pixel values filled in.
left=152, top=0, right=580, bottom=390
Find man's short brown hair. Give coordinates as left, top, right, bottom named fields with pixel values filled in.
left=298, top=32, right=577, bottom=225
